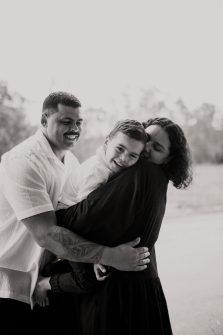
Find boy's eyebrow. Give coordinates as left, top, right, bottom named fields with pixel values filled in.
left=58, top=117, right=83, bottom=121
left=117, top=144, right=140, bottom=156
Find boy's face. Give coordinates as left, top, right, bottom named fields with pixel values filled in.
left=105, top=132, right=144, bottom=173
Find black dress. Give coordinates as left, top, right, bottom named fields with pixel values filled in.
left=55, top=160, right=173, bottom=335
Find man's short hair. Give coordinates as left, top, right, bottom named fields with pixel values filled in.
left=42, top=91, right=81, bottom=114
left=107, top=119, right=148, bottom=144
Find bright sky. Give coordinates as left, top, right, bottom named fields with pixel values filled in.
left=0, top=0, right=222, bottom=124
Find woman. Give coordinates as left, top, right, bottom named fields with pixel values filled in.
left=44, top=117, right=192, bottom=334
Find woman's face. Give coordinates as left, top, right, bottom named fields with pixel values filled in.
left=144, top=125, right=171, bottom=165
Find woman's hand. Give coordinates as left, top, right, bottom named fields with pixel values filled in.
left=94, top=264, right=110, bottom=281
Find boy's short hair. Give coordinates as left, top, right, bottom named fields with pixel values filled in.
left=42, top=91, right=81, bottom=114
left=107, top=119, right=148, bottom=144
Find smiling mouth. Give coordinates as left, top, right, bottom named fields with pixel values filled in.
left=113, top=161, right=126, bottom=168
left=64, top=133, right=79, bottom=141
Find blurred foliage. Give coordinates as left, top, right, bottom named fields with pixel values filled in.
left=74, top=88, right=223, bottom=164
left=0, top=81, right=37, bottom=159
left=0, top=82, right=223, bottom=164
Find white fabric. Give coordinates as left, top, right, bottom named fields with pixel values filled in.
left=59, top=146, right=113, bottom=208
left=0, top=129, right=79, bottom=307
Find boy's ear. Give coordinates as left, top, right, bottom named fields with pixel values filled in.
left=41, top=113, right=48, bottom=127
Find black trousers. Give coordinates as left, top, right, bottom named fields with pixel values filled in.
left=34, top=293, right=80, bottom=334
left=0, top=295, right=80, bottom=335
left=0, top=298, right=34, bottom=335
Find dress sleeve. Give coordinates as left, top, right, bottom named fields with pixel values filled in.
left=49, top=263, right=99, bottom=295
left=56, top=161, right=168, bottom=248
left=53, top=161, right=168, bottom=294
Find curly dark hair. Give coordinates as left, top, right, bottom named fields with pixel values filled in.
left=142, top=117, right=193, bottom=189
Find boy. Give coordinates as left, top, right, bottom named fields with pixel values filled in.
left=34, top=119, right=148, bottom=306
left=57, top=119, right=148, bottom=207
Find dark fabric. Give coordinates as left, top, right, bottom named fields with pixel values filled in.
left=42, top=258, right=71, bottom=277
left=42, top=258, right=94, bottom=295
left=80, top=277, right=172, bottom=335
left=52, top=160, right=172, bottom=334
left=0, top=298, right=34, bottom=335
left=33, top=293, right=79, bottom=335
left=49, top=262, right=99, bottom=295
left=56, top=160, right=168, bottom=250
left=55, top=161, right=168, bottom=285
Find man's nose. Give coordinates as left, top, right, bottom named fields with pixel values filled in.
left=70, top=123, right=79, bottom=131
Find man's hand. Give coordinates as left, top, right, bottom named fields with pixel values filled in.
left=100, top=237, right=150, bottom=271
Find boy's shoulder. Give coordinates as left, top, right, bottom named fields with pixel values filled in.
left=118, top=159, right=168, bottom=187
left=80, top=146, right=107, bottom=170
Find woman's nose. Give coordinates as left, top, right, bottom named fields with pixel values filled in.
left=145, top=141, right=152, bottom=153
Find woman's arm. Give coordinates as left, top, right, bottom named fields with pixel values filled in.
left=57, top=160, right=168, bottom=248
left=49, top=161, right=168, bottom=295
left=49, top=263, right=99, bottom=295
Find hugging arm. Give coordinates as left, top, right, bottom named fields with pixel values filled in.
left=48, top=161, right=168, bottom=295
left=58, top=162, right=168, bottom=261
left=2, top=155, right=147, bottom=268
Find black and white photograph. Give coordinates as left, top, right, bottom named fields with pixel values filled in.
left=0, top=0, right=222, bottom=334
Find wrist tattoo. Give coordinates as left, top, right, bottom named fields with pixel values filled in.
left=46, top=226, right=104, bottom=264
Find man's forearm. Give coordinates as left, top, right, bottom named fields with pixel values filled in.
left=22, top=211, right=149, bottom=271
left=44, top=225, right=105, bottom=264
left=22, top=212, right=106, bottom=264
left=43, top=226, right=149, bottom=271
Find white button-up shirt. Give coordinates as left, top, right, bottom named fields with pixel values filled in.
left=59, top=146, right=113, bottom=207
left=0, top=129, right=79, bottom=307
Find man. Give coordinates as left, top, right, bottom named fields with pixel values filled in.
left=0, top=92, right=149, bottom=334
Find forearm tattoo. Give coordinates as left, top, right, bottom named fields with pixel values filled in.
left=45, top=226, right=104, bottom=264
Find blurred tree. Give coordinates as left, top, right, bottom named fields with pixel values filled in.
left=119, top=88, right=223, bottom=164
left=2, top=81, right=221, bottom=165
left=73, top=107, right=109, bottom=162
left=185, top=103, right=223, bottom=163
left=0, top=81, right=37, bottom=159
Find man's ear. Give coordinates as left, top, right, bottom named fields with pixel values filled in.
left=41, top=113, right=48, bottom=127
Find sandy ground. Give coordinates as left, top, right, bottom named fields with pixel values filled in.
left=156, top=212, right=223, bottom=335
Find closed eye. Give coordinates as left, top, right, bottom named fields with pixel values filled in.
left=153, top=143, right=163, bottom=152
left=61, top=121, right=72, bottom=125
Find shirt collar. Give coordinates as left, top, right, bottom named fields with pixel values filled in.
left=96, top=145, right=114, bottom=172
left=34, top=129, right=68, bottom=166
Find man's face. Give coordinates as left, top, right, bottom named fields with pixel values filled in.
left=105, top=132, right=144, bottom=173
left=43, top=103, right=83, bottom=154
